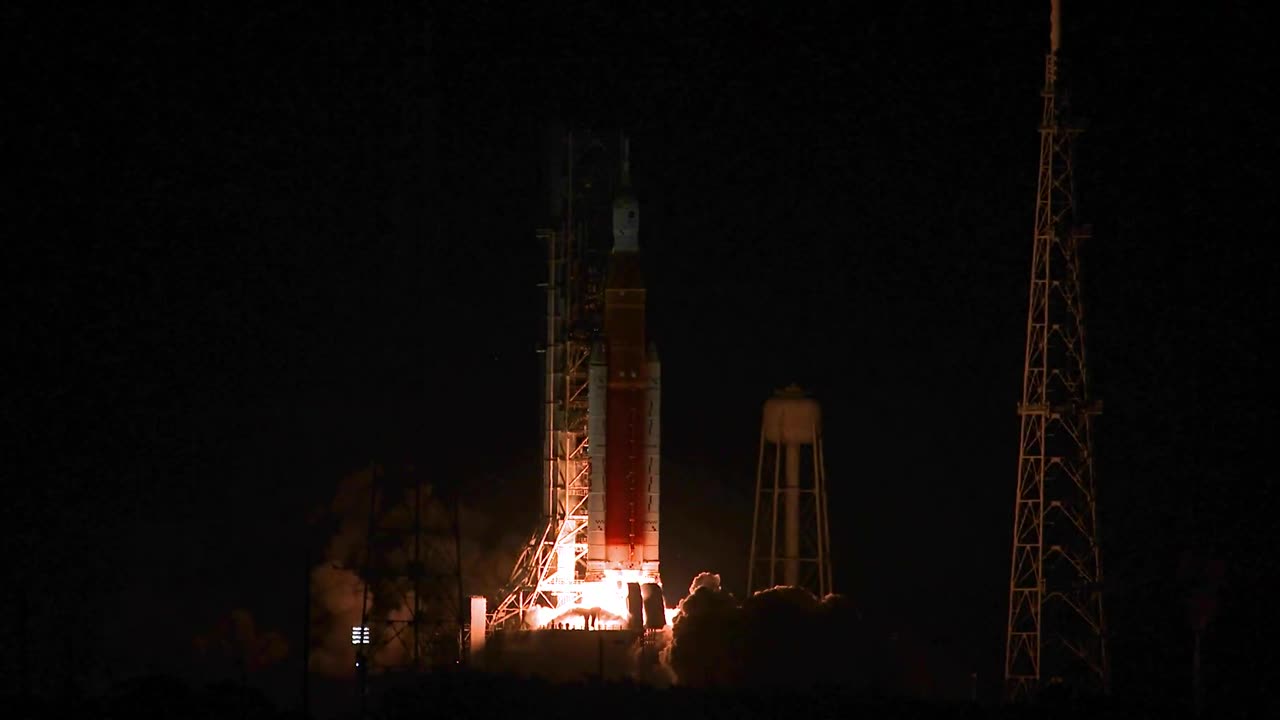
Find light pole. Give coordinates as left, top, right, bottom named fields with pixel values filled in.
left=352, top=625, right=371, bottom=715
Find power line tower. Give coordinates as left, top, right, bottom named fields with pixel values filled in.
left=356, top=462, right=464, bottom=685
left=747, top=385, right=833, bottom=598
left=1004, top=0, right=1108, bottom=702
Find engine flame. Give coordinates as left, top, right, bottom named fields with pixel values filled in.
left=531, top=569, right=678, bottom=630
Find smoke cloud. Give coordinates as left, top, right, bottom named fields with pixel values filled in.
left=661, top=572, right=869, bottom=692
left=193, top=608, right=289, bottom=675
left=688, top=571, right=722, bottom=594
left=661, top=572, right=743, bottom=687
left=307, top=564, right=367, bottom=677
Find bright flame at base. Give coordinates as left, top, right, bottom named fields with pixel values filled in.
left=531, top=569, right=676, bottom=630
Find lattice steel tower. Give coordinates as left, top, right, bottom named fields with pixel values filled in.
left=1004, top=0, right=1108, bottom=701
left=356, top=463, right=464, bottom=676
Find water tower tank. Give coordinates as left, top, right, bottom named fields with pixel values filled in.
left=762, top=384, right=821, bottom=445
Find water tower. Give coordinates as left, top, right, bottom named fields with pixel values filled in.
left=747, top=384, right=833, bottom=597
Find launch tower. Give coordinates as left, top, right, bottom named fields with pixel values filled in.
left=491, top=130, right=663, bottom=632
left=1003, top=0, right=1108, bottom=701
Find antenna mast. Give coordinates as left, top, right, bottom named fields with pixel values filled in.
left=1003, top=0, right=1109, bottom=701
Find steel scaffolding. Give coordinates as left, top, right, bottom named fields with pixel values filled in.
left=1003, top=0, right=1108, bottom=702
left=355, top=463, right=464, bottom=682
left=490, top=131, right=607, bottom=629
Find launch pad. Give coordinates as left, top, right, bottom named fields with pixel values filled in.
left=484, top=629, right=642, bottom=682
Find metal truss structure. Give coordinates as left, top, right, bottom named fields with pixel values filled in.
left=490, top=132, right=608, bottom=629
left=357, top=463, right=464, bottom=675
left=1004, top=0, right=1109, bottom=701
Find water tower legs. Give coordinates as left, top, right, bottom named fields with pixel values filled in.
left=784, top=442, right=801, bottom=586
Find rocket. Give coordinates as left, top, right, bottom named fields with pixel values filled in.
left=587, top=137, right=660, bottom=577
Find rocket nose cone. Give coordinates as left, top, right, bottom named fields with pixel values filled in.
left=612, top=193, right=639, bottom=252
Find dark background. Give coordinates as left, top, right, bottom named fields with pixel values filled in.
left=8, top=0, right=1275, bottom=712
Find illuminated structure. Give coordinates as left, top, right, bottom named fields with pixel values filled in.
left=491, top=130, right=664, bottom=633
left=747, top=385, right=832, bottom=597
left=1003, top=0, right=1108, bottom=701
left=589, top=137, right=661, bottom=578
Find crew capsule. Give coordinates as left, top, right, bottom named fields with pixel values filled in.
left=612, top=190, right=639, bottom=253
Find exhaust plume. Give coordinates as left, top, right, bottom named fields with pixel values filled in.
left=661, top=572, right=869, bottom=691
left=661, top=571, right=742, bottom=687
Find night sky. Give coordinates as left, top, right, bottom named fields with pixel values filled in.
left=9, top=0, right=1276, bottom=711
